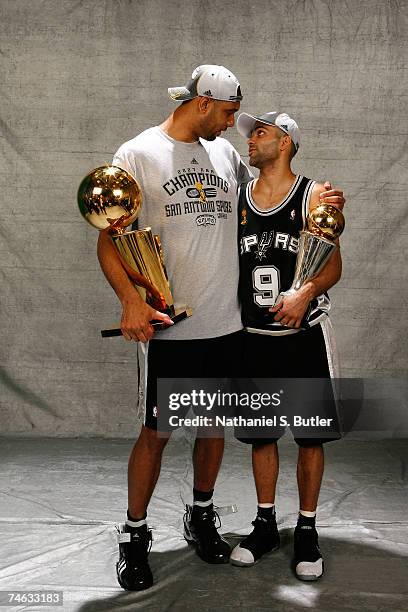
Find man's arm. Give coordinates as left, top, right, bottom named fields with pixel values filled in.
left=229, top=140, right=254, bottom=186
left=97, top=228, right=173, bottom=343
left=271, top=181, right=343, bottom=328
left=237, top=156, right=254, bottom=185
left=97, top=148, right=173, bottom=342
left=271, top=248, right=341, bottom=328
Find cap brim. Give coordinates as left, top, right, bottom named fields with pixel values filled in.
left=236, top=113, right=259, bottom=138
left=168, top=86, right=194, bottom=102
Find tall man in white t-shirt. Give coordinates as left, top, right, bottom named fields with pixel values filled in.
left=97, top=65, right=345, bottom=591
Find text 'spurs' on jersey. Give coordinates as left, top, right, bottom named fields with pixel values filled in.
left=238, top=176, right=330, bottom=335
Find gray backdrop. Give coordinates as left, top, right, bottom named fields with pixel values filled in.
left=1, top=0, right=407, bottom=436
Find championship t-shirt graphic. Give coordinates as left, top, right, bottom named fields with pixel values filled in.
left=162, top=166, right=233, bottom=228
left=113, top=125, right=252, bottom=340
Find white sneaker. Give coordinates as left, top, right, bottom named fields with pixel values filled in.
left=294, top=524, right=324, bottom=581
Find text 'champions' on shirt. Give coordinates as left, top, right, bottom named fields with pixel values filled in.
left=113, top=126, right=252, bottom=340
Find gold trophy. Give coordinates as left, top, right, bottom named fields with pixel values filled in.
left=275, top=204, right=345, bottom=304
left=77, top=165, right=191, bottom=337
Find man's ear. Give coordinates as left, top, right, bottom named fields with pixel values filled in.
left=280, top=134, right=291, bottom=152
left=197, top=96, right=212, bottom=114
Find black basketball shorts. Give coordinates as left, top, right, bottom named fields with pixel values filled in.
left=136, top=330, right=245, bottom=431
left=235, top=321, right=341, bottom=447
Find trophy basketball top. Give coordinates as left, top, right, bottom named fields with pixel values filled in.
left=307, top=204, right=345, bottom=241
left=77, top=165, right=142, bottom=232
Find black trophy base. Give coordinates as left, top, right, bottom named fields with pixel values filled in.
left=101, top=307, right=192, bottom=338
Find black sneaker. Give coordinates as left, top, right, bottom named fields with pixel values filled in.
left=230, top=515, right=280, bottom=566
left=116, top=523, right=153, bottom=591
left=183, top=504, right=231, bottom=564
left=294, top=524, right=324, bottom=581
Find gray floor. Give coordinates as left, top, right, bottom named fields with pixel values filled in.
left=0, top=434, right=407, bottom=612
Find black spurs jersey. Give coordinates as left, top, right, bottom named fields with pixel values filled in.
left=238, top=176, right=330, bottom=335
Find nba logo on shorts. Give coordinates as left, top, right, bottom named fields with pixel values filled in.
left=153, top=407, right=158, bottom=418
left=290, top=209, right=296, bottom=220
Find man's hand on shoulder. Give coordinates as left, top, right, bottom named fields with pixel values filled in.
left=121, top=299, right=174, bottom=343
left=313, top=181, right=345, bottom=211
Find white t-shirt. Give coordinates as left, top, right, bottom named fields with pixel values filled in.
left=113, top=126, right=252, bottom=340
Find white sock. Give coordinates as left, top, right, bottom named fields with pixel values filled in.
left=299, top=509, right=316, bottom=518
left=193, top=498, right=213, bottom=508
left=126, top=517, right=147, bottom=528
left=258, top=503, right=275, bottom=509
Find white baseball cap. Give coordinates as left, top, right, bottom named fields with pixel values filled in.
left=237, top=111, right=300, bottom=154
left=168, top=65, right=243, bottom=102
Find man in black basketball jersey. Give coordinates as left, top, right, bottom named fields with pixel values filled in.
left=230, top=111, right=343, bottom=581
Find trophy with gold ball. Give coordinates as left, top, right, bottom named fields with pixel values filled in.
left=275, top=203, right=345, bottom=304
left=77, top=165, right=191, bottom=337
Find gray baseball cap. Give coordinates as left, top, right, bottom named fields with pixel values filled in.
left=168, top=65, right=243, bottom=102
left=237, top=111, right=300, bottom=153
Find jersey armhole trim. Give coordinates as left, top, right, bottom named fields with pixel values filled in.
left=301, top=179, right=316, bottom=229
